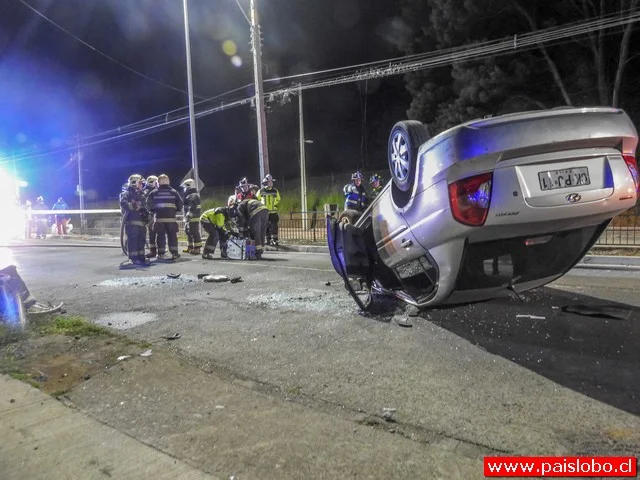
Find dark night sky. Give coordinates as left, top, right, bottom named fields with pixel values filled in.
left=0, top=0, right=410, bottom=204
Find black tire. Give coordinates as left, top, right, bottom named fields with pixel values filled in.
left=388, top=120, right=430, bottom=208
left=338, top=209, right=361, bottom=225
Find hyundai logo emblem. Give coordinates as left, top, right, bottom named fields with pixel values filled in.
left=565, top=193, right=582, bottom=203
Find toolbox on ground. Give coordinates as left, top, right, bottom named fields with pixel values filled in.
left=226, top=238, right=256, bottom=260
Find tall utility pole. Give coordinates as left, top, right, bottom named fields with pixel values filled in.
left=183, top=0, right=200, bottom=188
left=76, top=136, right=86, bottom=234
left=250, top=0, right=270, bottom=180
left=298, top=84, right=308, bottom=230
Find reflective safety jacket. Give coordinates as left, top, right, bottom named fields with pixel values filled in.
left=183, top=188, right=202, bottom=223
left=236, top=199, right=268, bottom=231
left=200, top=207, right=235, bottom=232
left=370, top=185, right=383, bottom=201
left=343, top=183, right=369, bottom=212
left=257, top=186, right=281, bottom=213
left=147, top=185, right=183, bottom=223
left=120, top=187, right=147, bottom=226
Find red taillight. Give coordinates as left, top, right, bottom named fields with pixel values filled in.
left=623, top=154, right=639, bottom=193
left=448, top=172, right=493, bottom=226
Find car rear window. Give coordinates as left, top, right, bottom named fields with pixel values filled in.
left=454, top=223, right=607, bottom=291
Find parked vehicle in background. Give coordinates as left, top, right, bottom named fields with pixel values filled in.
left=328, top=107, right=639, bottom=310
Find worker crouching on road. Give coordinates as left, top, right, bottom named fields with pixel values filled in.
left=147, top=174, right=183, bottom=261
left=181, top=178, right=202, bottom=255
left=200, top=196, right=239, bottom=259
left=120, top=174, right=148, bottom=265
left=143, top=175, right=158, bottom=258
left=236, top=197, right=269, bottom=259
left=256, top=173, right=281, bottom=247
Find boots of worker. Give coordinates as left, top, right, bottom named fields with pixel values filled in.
left=190, top=247, right=201, bottom=256
left=202, top=253, right=215, bottom=260
left=182, top=246, right=193, bottom=254
left=169, top=253, right=181, bottom=261
left=145, top=250, right=157, bottom=259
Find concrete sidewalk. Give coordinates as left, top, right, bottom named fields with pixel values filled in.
left=0, top=375, right=216, bottom=480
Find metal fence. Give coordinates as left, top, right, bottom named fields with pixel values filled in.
left=595, top=208, right=640, bottom=247
left=71, top=207, right=640, bottom=247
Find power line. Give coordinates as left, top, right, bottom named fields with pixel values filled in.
left=7, top=10, right=640, bottom=163
left=18, top=0, right=207, bottom=99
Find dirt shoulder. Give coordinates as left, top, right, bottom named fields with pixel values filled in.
left=1, top=315, right=485, bottom=480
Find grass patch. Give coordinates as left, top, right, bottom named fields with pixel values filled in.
left=38, top=315, right=106, bottom=337
left=51, top=389, right=68, bottom=397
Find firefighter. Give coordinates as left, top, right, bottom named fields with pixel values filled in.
left=51, top=197, right=69, bottom=235
left=32, top=196, right=49, bottom=239
left=143, top=175, right=158, bottom=258
left=256, top=174, right=281, bottom=247
left=235, top=177, right=259, bottom=202
left=369, top=174, right=383, bottom=200
left=120, top=174, right=148, bottom=265
left=146, top=174, right=183, bottom=260
left=343, top=171, right=369, bottom=212
left=180, top=178, right=202, bottom=255
left=200, top=195, right=239, bottom=259
left=236, top=197, right=269, bottom=259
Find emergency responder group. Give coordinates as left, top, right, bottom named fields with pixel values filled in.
left=119, top=173, right=281, bottom=266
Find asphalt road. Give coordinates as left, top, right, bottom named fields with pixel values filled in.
left=4, top=241, right=640, bottom=464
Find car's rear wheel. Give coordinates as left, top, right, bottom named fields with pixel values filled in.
left=388, top=120, right=430, bottom=208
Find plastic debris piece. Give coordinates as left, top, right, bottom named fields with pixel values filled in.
left=325, top=281, right=331, bottom=286
left=162, top=333, right=182, bottom=340
left=139, top=349, right=153, bottom=357
left=394, top=316, right=413, bottom=328
left=229, top=276, right=243, bottom=284
left=117, top=355, right=132, bottom=361
left=516, top=314, right=546, bottom=320
left=167, top=273, right=181, bottom=279
left=215, top=405, right=225, bottom=409
left=382, top=408, right=397, bottom=421
left=27, top=301, right=64, bottom=315
left=197, top=273, right=209, bottom=279
left=204, top=275, right=229, bottom=283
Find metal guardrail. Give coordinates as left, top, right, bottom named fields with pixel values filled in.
left=595, top=209, right=639, bottom=247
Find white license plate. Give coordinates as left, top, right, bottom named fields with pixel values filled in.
left=538, top=167, right=590, bottom=191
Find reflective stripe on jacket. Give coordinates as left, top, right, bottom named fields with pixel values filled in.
left=343, top=183, right=369, bottom=212
left=200, top=207, right=232, bottom=230
left=147, top=185, right=183, bottom=222
left=257, top=187, right=280, bottom=212
left=183, top=189, right=202, bottom=222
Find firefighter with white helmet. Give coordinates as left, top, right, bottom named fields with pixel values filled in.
left=256, top=173, right=281, bottom=247
left=146, top=174, right=183, bottom=260
left=143, top=175, right=159, bottom=258
left=120, top=174, right=148, bottom=265
left=180, top=178, right=202, bottom=255
left=343, top=171, right=369, bottom=212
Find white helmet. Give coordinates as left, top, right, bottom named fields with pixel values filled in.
left=146, top=175, right=158, bottom=188
left=181, top=178, right=196, bottom=190
left=128, top=174, right=143, bottom=187
left=227, top=195, right=237, bottom=207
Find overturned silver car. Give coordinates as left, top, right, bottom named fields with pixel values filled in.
left=328, top=107, right=639, bottom=310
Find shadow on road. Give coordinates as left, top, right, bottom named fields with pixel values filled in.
left=422, top=288, right=640, bottom=416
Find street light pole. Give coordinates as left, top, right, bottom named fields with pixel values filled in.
left=250, top=0, right=270, bottom=180
left=298, top=84, right=308, bottom=230
left=76, top=136, right=86, bottom=234
left=183, top=0, right=200, bottom=187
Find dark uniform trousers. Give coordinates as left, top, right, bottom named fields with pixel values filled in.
left=147, top=223, right=157, bottom=255
left=155, top=221, right=179, bottom=256
left=249, top=209, right=270, bottom=256
left=202, top=223, right=228, bottom=256
left=266, top=212, right=279, bottom=244
left=126, top=221, right=147, bottom=262
left=186, top=220, right=202, bottom=249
